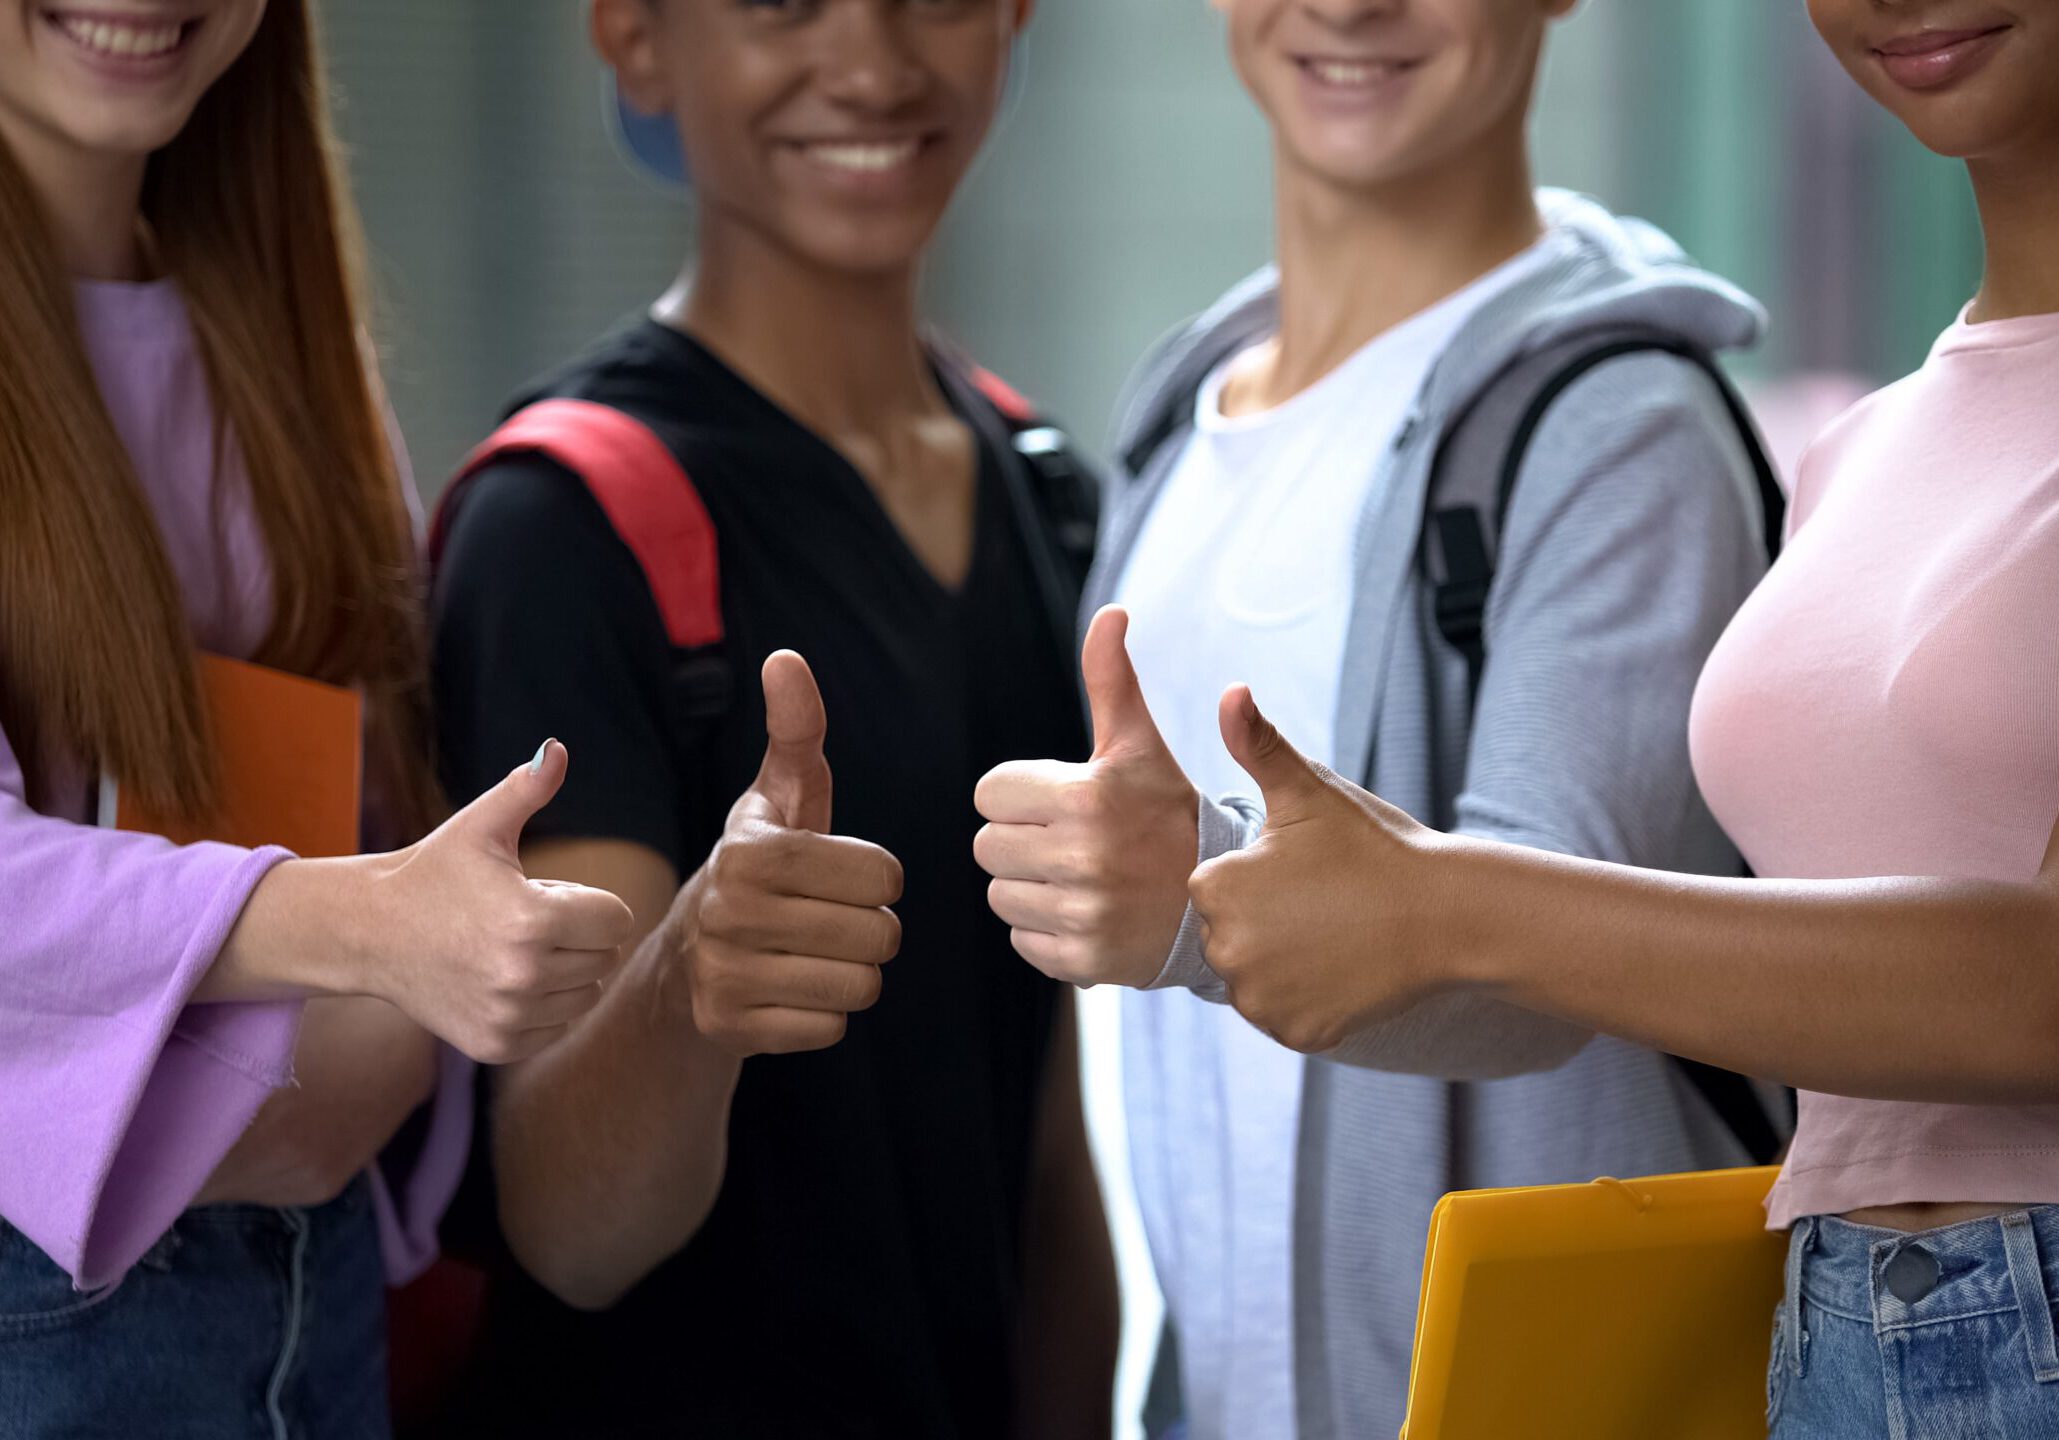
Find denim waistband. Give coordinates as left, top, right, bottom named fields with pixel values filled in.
left=1790, top=1207, right=2059, bottom=1332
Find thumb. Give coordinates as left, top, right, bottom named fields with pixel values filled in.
left=446, top=738, right=567, bottom=862
left=751, top=650, right=832, bottom=833
left=1217, top=685, right=1328, bottom=822
left=1082, top=605, right=1167, bottom=760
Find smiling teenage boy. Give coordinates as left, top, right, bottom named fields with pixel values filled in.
left=429, top=2, right=1117, bottom=1436
left=973, top=1, right=1781, bottom=1436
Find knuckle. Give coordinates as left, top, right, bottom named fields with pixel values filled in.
left=871, top=909, right=903, bottom=962
left=697, top=884, right=738, bottom=937
left=873, top=851, right=905, bottom=906
left=761, top=827, right=808, bottom=872
left=493, top=949, right=544, bottom=996
left=849, top=966, right=885, bottom=1012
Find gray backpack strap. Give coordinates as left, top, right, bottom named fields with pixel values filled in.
left=1419, top=329, right=1792, bottom=1167
left=1421, top=329, right=1784, bottom=710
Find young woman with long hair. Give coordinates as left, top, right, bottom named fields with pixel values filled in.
left=0, top=3, right=629, bottom=1432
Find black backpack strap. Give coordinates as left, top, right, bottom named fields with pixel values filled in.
left=1424, top=331, right=1785, bottom=711
left=1420, top=331, right=1791, bottom=1165
left=1672, top=1061, right=1790, bottom=1167
left=936, top=360, right=1103, bottom=673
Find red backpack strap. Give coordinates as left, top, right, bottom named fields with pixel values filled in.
left=431, top=398, right=722, bottom=649
left=966, top=365, right=1040, bottom=427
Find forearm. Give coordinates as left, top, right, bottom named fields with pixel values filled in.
left=492, top=912, right=742, bottom=1310
left=198, top=855, right=387, bottom=1002
left=1462, top=840, right=2059, bottom=1103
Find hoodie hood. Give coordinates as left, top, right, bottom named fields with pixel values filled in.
left=1112, top=188, right=1766, bottom=466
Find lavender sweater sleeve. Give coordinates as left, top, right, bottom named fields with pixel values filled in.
left=0, top=725, right=302, bottom=1289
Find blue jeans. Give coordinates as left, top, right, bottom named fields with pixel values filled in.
left=1768, top=1207, right=2059, bottom=1439
left=0, top=1176, right=390, bottom=1439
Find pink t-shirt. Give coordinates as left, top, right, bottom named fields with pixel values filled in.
left=1690, top=305, right=2059, bottom=1227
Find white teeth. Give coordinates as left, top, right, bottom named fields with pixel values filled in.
left=53, top=15, right=186, bottom=59
left=802, top=141, right=921, bottom=175
left=1308, top=59, right=1408, bottom=86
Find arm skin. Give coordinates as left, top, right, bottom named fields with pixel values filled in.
left=193, top=743, right=633, bottom=1065
left=488, top=650, right=903, bottom=1312
left=1010, top=989, right=1120, bottom=1440
left=1189, top=686, right=2059, bottom=1107
left=488, top=837, right=744, bottom=1312
left=1457, top=832, right=2059, bottom=1106
left=194, top=997, right=440, bottom=1209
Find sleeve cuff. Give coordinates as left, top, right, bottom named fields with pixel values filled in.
left=1142, top=793, right=1262, bottom=1000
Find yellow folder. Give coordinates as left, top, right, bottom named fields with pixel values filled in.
left=1399, top=1165, right=1786, bottom=1440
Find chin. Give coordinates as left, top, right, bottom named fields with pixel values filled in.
left=790, top=217, right=943, bottom=279
left=1282, top=136, right=1421, bottom=193
left=48, top=101, right=196, bottom=160
left=1879, top=99, right=2033, bottom=161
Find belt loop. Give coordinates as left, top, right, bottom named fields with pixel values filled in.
left=2000, top=1212, right=2059, bottom=1383
left=1784, top=1216, right=1816, bottom=1377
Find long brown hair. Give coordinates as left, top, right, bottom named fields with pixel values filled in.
left=0, top=0, right=441, bottom=839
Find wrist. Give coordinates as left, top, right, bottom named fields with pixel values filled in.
left=1435, top=835, right=1523, bottom=998
left=213, top=855, right=385, bottom=1001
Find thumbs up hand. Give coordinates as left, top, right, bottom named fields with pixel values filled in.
left=1188, top=685, right=1460, bottom=1054
left=676, top=651, right=905, bottom=1057
left=358, top=739, right=637, bottom=1064
left=973, top=606, right=1198, bottom=988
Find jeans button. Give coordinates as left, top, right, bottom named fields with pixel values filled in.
left=1884, top=1243, right=1940, bottom=1303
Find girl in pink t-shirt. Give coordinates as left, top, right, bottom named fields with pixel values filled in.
left=1176, top=2, right=2059, bottom=1434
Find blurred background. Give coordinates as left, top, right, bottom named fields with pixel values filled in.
left=327, top=0, right=1982, bottom=494
left=323, top=2, right=1983, bottom=1434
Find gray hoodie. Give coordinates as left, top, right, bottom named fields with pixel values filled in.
left=1087, top=191, right=1774, bottom=1439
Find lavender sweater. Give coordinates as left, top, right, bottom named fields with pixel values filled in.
left=0, top=278, right=469, bottom=1291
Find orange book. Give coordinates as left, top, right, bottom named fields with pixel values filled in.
left=98, top=653, right=363, bottom=858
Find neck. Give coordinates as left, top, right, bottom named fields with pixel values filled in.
left=1966, top=135, right=2059, bottom=322
left=1266, top=124, right=1542, bottom=405
left=668, top=214, right=944, bottom=437
left=0, top=112, right=148, bottom=281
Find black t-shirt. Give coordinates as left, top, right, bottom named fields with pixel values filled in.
left=429, top=320, right=1093, bottom=1438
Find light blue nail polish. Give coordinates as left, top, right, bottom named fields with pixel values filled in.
left=528, top=740, right=550, bottom=775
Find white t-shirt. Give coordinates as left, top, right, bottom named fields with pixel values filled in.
left=1109, top=239, right=1555, bottom=1440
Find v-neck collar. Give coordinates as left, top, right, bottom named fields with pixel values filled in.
left=637, top=318, right=993, bottom=604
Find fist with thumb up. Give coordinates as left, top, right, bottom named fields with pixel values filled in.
left=675, top=650, right=905, bottom=1056
left=352, top=739, right=637, bottom=1064
left=973, top=606, right=1198, bottom=988
left=1188, top=685, right=1459, bottom=1054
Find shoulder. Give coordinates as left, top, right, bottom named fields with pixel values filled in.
left=1784, top=377, right=1900, bottom=531
left=1517, top=348, right=1761, bottom=514
left=433, top=454, right=645, bottom=611
left=507, top=318, right=735, bottom=436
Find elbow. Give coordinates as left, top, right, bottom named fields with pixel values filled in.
left=497, top=1184, right=721, bottom=1314
left=500, top=1210, right=637, bottom=1314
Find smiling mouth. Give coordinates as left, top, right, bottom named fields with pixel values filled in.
left=1297, top=56, right=1426, bottom=88
left=41, top=9, right=199, bottom=61
left=789, top=138, right=928, bottom=176
left=1869, top=23, right=2011, bottom=90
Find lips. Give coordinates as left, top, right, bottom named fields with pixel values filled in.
left=40, top=7, right=202, bottom=79
left=1296, top=55, right=1425, bottom=90
left=1871, top=24, right=2011, bottom=91
left=795, top=139, right=923, bottom=176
